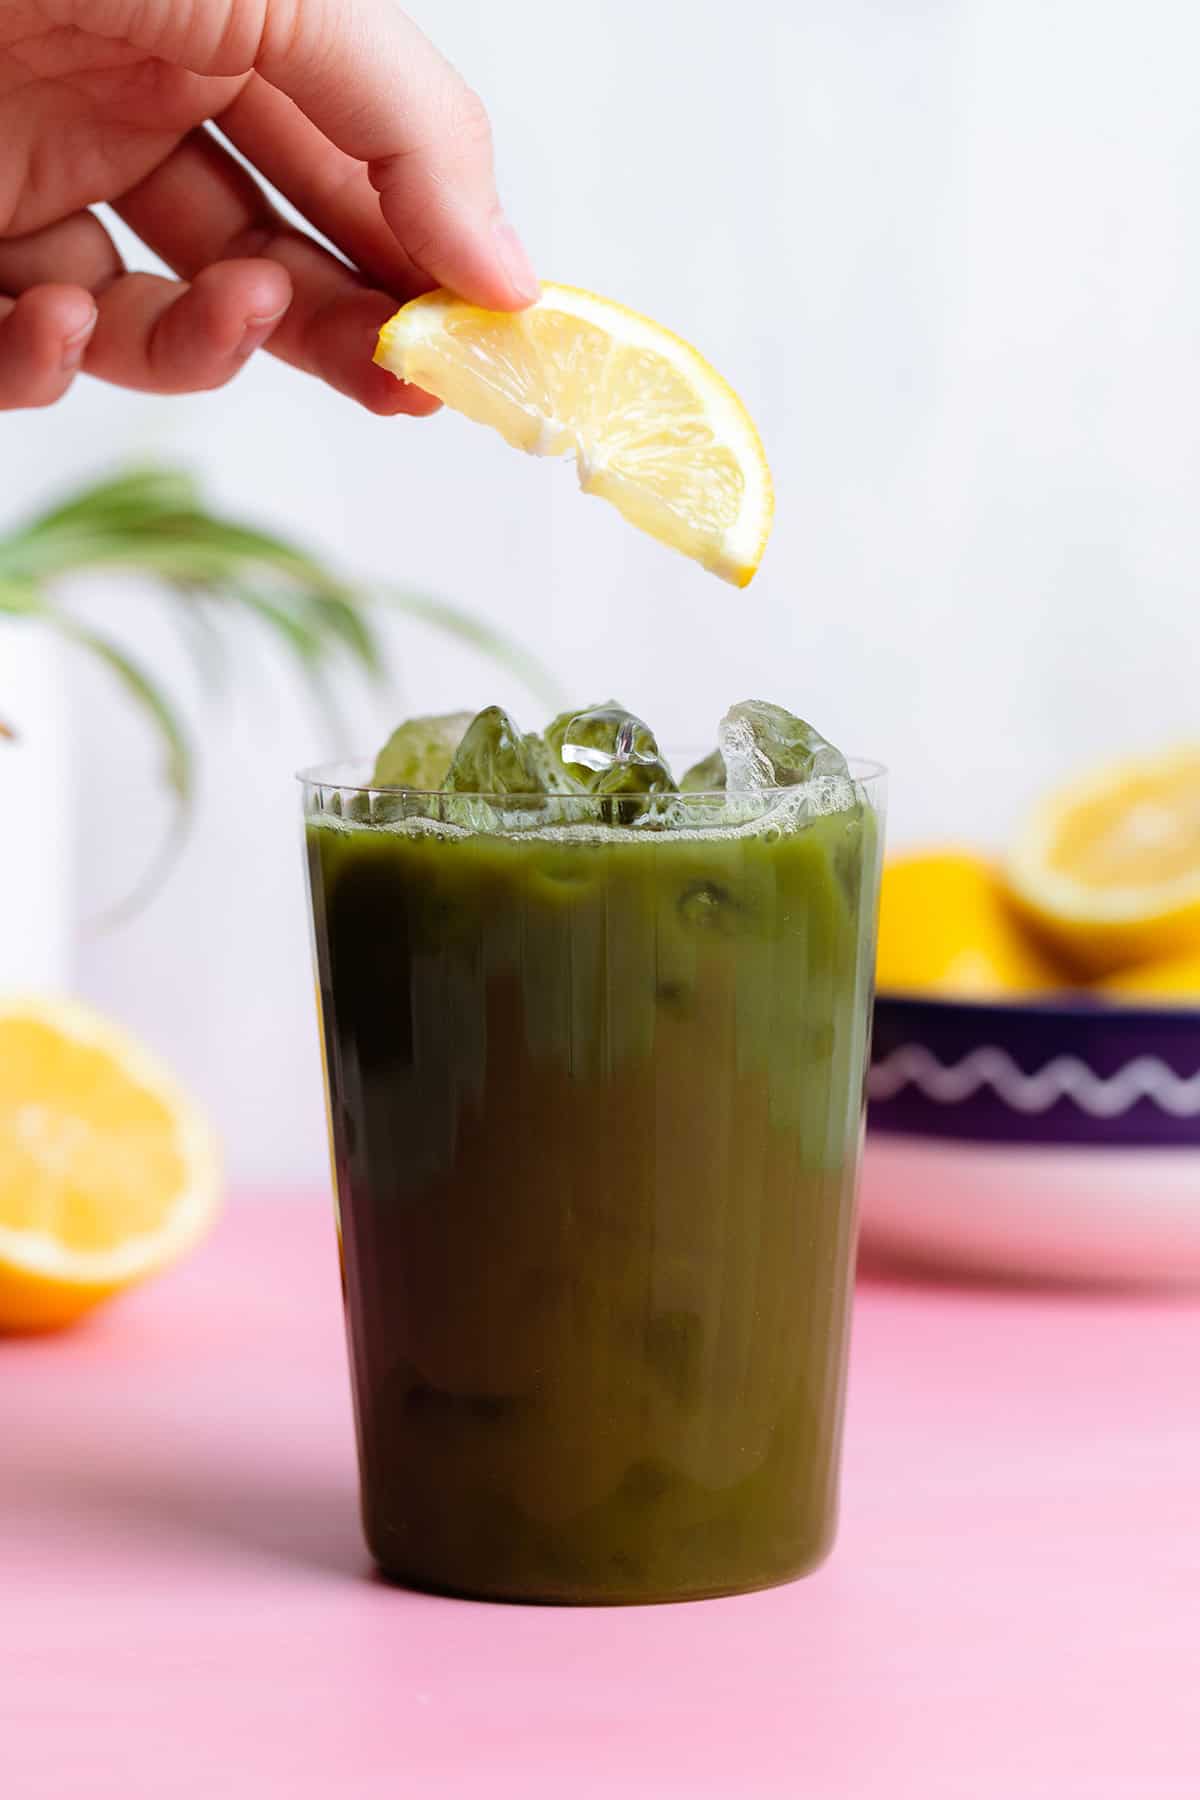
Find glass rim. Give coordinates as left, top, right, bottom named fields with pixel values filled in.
left=296, top=755, right=887, bottom=804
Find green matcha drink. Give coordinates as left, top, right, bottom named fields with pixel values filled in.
left=302, top=702, right=884, bottom=1603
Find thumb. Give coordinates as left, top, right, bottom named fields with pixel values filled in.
left=369, top=69, right=540, bottom=310
left=255, top=1, right=540, bottom=309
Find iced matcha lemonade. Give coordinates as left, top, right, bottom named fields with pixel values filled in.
left=303, top=701, right=884, bottom=1603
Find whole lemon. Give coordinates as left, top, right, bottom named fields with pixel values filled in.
left=877, top=851, right=1064, bottom=1000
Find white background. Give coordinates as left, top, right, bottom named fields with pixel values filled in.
left=3, top=0, right=1198, bottom=1188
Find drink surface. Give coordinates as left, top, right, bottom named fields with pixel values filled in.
left=306, top=794, right=880, bottom=1603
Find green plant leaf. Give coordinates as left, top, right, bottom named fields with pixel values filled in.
left=55, top=622, right=195, bottom=927
left=56, top=621, right=192, bottom=809
left=306, top=588, right=384, bottom=678
left=2, top=464, right=344, bottom=591
left=0, top=579, right=43, bottom=614
left=19, top=466, right=203, bottom=537
left=229, top=586, right=325, bottom=664
left=2, top=464, right=563, bottom=924
left=224, top=582, right=348, bottom=743
left=381, top=587, right=564, bottom=710
left=162, top=588, right=231, bottom=698
left=0, top=534, right=300, bottom=584
left=151, top=517, right=339, bottom=588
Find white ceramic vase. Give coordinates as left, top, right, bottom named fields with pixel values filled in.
left=0, top=620, right=71, bottom=991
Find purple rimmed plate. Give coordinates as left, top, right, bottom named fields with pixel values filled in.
left=861, top=993, right=1200, bottom=1286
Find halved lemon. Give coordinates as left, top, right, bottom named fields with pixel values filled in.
left=375, top=284, right=773, bottom=586
left=0, top=996, right=220, bottom=1331
left=876, top=850, right=1064, bottom=998
left=1006, top=747, right=1200, bottom=977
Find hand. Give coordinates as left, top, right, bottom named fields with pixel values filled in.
left=0, top=1, right=538, bottom=412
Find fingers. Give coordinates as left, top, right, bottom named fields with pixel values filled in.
left=298, top=5, right=539, bottom=310
left=0, top=208, right=303, bottom=400
left=256, top=3, right=539, bottom=305
left=0, top=210, right=124, bottom=294
left=366, top=75, right=542, bottom=312
left=83, top=259, right=292, bottom=393
left=215, top=75, right=431, bottom=298
left=72, top=0, right=538, bottom=311
left=0, top=285, right=96, bottom=410
left=114, top=127, right=439, bottom=414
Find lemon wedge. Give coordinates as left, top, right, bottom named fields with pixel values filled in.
left=375, top=284, right=773, bottom=586
left=0, top=996, right=220, bottom=1330
left=1006, top=748, right=1200, bottom=977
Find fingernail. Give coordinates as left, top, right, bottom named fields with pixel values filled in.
left=61, top=304, right=97, bottom=372
left=493, top=218, right=540, bottom=305
left=237, top=304, right=289, bottom=359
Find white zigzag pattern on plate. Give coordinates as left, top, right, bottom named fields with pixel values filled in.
left=868, top=1044, right=1200, bottom=1119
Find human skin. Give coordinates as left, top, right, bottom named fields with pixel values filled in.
left=0, top=1, right=538, bottom=411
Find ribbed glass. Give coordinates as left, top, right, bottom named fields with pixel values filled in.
left=301, top=759, right=885, bottom=1603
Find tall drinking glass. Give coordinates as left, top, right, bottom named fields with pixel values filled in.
left=301, top=760, right=885, bottom=1604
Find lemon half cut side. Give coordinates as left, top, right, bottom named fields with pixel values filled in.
left=0, top=995, right=220, bottom=1331
left=1006, top=747, right=1200, bottom=977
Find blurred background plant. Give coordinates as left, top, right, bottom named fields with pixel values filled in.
left=0, top=464, right=557, bottom=918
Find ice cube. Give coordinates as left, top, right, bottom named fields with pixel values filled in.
left=521, top=731, right=582, bottom=794
left=444, top=706, right=547, bottom=793
left=372, top=711, right=474, bottom=789
left=719, top=700, right=850, bottom=793
left=543, top=700, right=623, bottom=778
left=559, top=705, right=675, bottom=796
left=680, top=749, right=726, bottom=792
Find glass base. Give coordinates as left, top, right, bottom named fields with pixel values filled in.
left=368, top=1535, right=836, bottom=1607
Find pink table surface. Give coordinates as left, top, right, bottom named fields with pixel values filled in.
left=3, top=1197, right=1199, bottom=1800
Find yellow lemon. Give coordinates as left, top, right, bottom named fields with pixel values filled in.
left=1006, top=747, right=1200, bottom=977
left=0, top=996, right=220, bottom=1331
left=1098, top=951, right=1200, bottom=1006
left=375, top=285, right=773, bottom=586
left=876, top=851, right=1064, bottom=999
